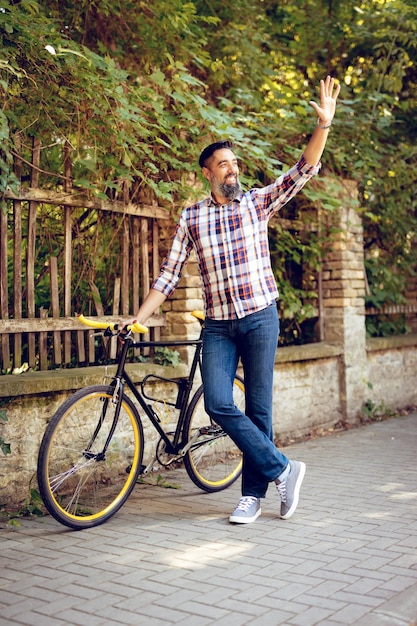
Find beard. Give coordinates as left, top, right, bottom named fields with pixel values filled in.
left=217, top=177, right=241, bottom=200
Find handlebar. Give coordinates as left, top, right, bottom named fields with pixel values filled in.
left=77, top=314, right=148, bottom=335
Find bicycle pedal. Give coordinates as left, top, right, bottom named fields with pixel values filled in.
left=199, top=425, right=222, bottom=435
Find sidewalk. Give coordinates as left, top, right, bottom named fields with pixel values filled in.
left=1, top=412, right=417, bottom=626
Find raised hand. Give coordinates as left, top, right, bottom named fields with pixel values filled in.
left=309, top=75, right=340, bottom=127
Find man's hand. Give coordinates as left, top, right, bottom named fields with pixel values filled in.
left=309, top=75, right=340, bottom=127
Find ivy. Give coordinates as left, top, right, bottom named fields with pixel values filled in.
left=1, top=0, right=416, bottom=339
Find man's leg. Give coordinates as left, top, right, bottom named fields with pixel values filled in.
left=202, top=308, right=306, bottom=523
left=236, top=305, right=306, bottom=519
left=237, top=303, right=281, bottom=498
left=202, top=313, right=288, bottom=495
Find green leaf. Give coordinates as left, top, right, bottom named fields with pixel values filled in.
left=0, top=439, right=11, bottom=455
left=150, top=70, right=166, bottom=86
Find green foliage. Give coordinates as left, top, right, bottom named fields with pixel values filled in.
left=0, top=408, right=11, bottom=455
left=366, top=314, right=408, bottom=338
left=0, top=0, right=285, bottom=215
left=1, top=488, right=44, bottom=526
left=126, top=347, right=181, bottom=368
left=1, top=0, right=416, bottom=342
left=153, top=347, right=181, bottom=367
left=359, top=382, right=398, bottom=422
left=365, top=253, right=413, bottom=337
left=137, top=473, right=181, bottom=489
left=269, top=219, right=321, bottom=342
left=360, top=398, right=397, bottom=422
left=365, top=261, right=408, bottom=309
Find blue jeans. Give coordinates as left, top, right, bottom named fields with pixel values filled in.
left=202, top=303, right=289, bottom=498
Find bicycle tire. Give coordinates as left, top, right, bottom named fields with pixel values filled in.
left=183, top=376, right=244, bottom=492
left=37, top=385, right=144, bottom=530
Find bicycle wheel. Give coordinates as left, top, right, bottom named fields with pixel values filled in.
left=37, top=385, right=144, bottom=530
left=183, top=376, right=244, bottom=492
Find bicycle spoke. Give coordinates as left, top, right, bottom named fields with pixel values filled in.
left=49, top=457, right=95, bottom=491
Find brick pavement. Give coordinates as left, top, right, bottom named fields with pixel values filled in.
left=1, top=412, right=417, bottom=626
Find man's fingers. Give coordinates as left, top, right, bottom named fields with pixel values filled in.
left=321, top=75, right=340, bottom=99
left=327, top=76, right=340, bottom=99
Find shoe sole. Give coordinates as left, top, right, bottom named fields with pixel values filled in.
left=229, top=507, right=261, bottom=524
left=280, top=462, right=306, bottom=520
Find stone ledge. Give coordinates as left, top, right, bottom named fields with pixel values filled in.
left=0, top=362, right=189, bottom=398
left=275, top=342, right=342, bottom=363
left=366, top=333, right=417, bottom=352
left=2, top=336, right=415, bottom=398
left=0, top=342, right=343, bottom=398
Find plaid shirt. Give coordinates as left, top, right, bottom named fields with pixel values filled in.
left=152, top=156, right=320, bottom=320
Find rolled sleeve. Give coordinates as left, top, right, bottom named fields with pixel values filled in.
left=151, top=215, right=193, bottom=298
left=254, top=157, right=321, bottom=219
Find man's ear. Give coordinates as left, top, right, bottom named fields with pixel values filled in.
left=201, top=167, right=211, bottom=182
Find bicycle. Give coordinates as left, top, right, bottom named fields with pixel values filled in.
left=37, top=311, right=244, bottom=530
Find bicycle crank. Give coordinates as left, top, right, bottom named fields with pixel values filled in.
left=155, top=437, right=183, bottom=466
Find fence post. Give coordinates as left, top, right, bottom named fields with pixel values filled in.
left=321, top=180, right=368, bottom=423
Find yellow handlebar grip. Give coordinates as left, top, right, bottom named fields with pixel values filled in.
left=77, top=314, right=116, bottom=330
left=128, top=321, right=148, bottom=334
left=77, top=314, right=148, bottom=334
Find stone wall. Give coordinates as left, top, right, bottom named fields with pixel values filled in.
left=366, top=336, right=417, bottom=410
left=2, top=333, right=416, bottom=509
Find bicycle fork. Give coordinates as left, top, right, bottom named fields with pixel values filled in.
left=83, top=378, right=124, bottom=462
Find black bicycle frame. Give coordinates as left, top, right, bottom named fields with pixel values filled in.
left=110, top=332, right=204, bottom=455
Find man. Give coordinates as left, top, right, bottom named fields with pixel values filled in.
left=129, top=76, right=340, bottom=523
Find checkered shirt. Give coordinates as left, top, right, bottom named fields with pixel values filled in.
left=152, top=156, right=320, bottom=320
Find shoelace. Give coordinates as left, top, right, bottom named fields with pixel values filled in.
left=236, top=496, right=258, bottom=511
left=276, top=480, right=287, bottom=503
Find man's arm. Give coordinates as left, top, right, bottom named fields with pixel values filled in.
left=125, top=214, right=192, bottom=328
left=303, top=75, right=340, bottom=167
left=133, top=288, right=167, bottom=326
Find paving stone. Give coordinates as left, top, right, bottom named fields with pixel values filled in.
left=1, top=412, right=416, bottom=625
left=374, top=581, right=417, bottom=623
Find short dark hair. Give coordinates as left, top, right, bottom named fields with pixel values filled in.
left=198, top=140, right=234, bottom=169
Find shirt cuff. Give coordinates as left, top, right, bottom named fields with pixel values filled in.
left=151, top=276, right=176, bottom=298
left=298, top=155, right=321, bottom=175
